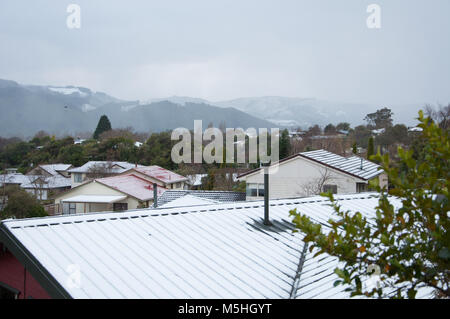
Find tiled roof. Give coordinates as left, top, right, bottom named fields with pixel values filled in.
left=238, top=149, right=383, bottom=181
left=157, top=190, right=246, bottom=207
left=0, top=194, right=434, bottom=299
left=96, top=174, right=167, bottom=201
left=126, top=166, right=188, bottom=184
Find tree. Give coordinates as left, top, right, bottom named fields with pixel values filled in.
left=352, top=142, right=357, bottom=154
left=290, top=110, right=449, bottom=298
left=93, top=115, right=112, bottom=139
left=324, top=124, right=337, bottom=135
left=364, top=107, right=394, bottom=129
left=279, top=129, right=291, bottom=159
left=1, top=186, right=47, bottom=219
left=367, top=136, right=375, bottom=159
left=336, top=122, right=351, bottom=132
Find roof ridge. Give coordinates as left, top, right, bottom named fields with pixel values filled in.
left=2, top=193, right=379, bottom=227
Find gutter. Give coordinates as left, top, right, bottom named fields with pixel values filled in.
left=0, top=221, right=72, bottom=299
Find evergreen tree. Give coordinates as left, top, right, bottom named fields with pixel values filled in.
left=352, top=142, right=358, bottom=154
left=93, top=115, right=112, bottom=139
left=367, top=136, right=375, bottom=159
left=279, top=129, right=291, bottom=159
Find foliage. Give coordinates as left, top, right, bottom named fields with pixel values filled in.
left=1, top=187, right=48, bottom=219
left=279, top=129, right=291, bottom=159
left=93, top=115, right=112, bottom=139
left=290, top=110, right=449, bottom=298
left=367, top=136, right=375, bottom=159
left=364, top=107, right=394, bottom=129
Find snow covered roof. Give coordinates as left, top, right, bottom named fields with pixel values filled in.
left=39, top=164, right=72, bottom=176
left=61, top=195, right=127, bottom=204
left=0, top=173, right=29, bottom=186
left=68, top=162, right=144, bottom=174
left=0, top=173, right=71, bottom=189
left=158, top=194, right=219, bottom=208
left=239, top=149, right=383, bottom=181
left=301, top=150, right=382, bottom=180
left=96, top=174, right=167, bottom=201
left=124, top=166, right=188, bottom=184
left=157, top=190, right=246, bottom=207
left=0, top=193, right=434, bottom=299
left=21, top=175, right=71, bottom=189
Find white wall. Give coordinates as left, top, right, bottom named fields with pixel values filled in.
left=240, top=156, right=373, bottom=200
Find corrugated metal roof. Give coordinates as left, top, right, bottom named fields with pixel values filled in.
left=1, top=193, right=434, bottom=299
left=125, top=166, right=188, bottom=184
left=39, top=164, right=72, bottom=176
left=157, top=190, right=246, bottom=207
left=300, top=150, right=382, bottom=180
left=68, top=162, right=144, bottom=174
left=238, top=149, right=383, bottom=181
left=158, top=195, right=219, bottom=208
left=96, top=174, right=167, bottom=201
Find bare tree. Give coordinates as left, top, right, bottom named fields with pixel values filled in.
left=86, top=162, right=116, bottom=179
left=297, top=167, right=336, bottom=197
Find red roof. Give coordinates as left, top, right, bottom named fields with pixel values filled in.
left=96, top=174, right=167, bottom=201
left=127, top=166, right=188, bottom=184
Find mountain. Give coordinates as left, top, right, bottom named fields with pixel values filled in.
left=214, top=96, right=423, bottom=128
left=0, top=80, right=276, bottom=137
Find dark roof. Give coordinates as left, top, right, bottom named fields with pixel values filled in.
left=157, top=190, right=246, bottom=207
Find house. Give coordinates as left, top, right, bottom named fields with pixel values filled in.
left=67, top=161, right=145, bottom=187
left=0, top=171, right=71, bottom=201
left=0, top=193, right=434, bottom=299
left=27, top=164, right=73, bottom=178
left=120, top=166, right=189, bottom=190
left=238, top=149, right=388, bottom=200
left=53, top=173, right=167, bottom=214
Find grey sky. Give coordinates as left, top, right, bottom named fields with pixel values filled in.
left=0, top=0, right=449, bottom=105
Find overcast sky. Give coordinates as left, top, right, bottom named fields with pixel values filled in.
left=0, top=0, right=449, bottom=105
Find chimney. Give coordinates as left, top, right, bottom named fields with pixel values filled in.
left=153, top=183, right=158, bottom=208
left=262, top=163, right=272, bottom=226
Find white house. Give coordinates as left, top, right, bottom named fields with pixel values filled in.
left=67, top=161, right=145, bottom=187
left=238, top=149, right=388, bottom=201
left=54, top=173, right=167, bottom=214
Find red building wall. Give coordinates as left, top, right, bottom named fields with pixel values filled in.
left=0, top=243, right=51, bottom=299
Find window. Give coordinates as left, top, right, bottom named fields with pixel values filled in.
left=113, top=203, right=128, bottom=211
left=356, top=183, right=368, bottom=193
left=69, top=203, right=76, bottom=214
left=323, top=184, right=338, bottom=194
left=258, top=183, right=265, bottom=197
left=246, top=183, right=265, bottom=197
left=246, top=183, right=258, bottom=197
left=74, top=173, right=82, bottom=183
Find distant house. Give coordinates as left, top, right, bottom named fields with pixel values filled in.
left=27, top=164, right=73, bottom=178
left=0, top=165, right=72, bottom=201
left=67, top=161, right=145, bottom=187
left=238, top=149, right=388, bottom=200
left=120, top=166, right=189, bottom=190
left=0, top=194, right=434, bottom=299
left=54, top=173, right=167, bottom=214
